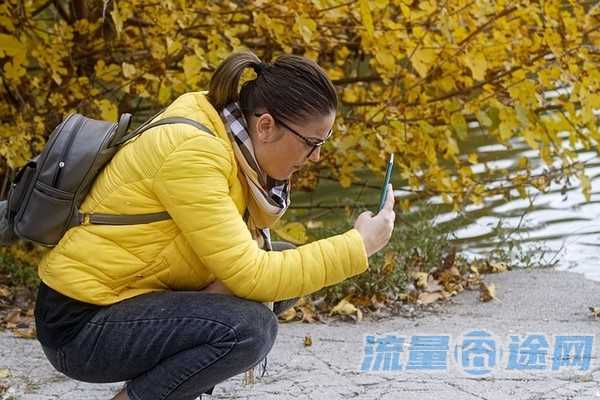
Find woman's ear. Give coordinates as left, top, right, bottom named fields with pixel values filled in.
left=255, top=113, right=277, bottom=143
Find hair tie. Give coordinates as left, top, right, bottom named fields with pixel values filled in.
left=252, top=62, right=267, bottom=76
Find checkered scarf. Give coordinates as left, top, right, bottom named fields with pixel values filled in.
left=220, top=102, right=291, bottom=251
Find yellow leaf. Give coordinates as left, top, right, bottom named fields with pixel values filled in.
left=330, top=298, right=362, bottom=322
left=3, top=61, right=26, bottom=81
left=0, top=16, right=15, bottom=31
left=278, top=307, right=297, bottom=322
left=0, top=34, right=26, bottom=59
left=411, top=48, right=437, bottom=78
left=166, top=37, right=182, bottom=54
left=122, top=62, right=136, bottom=79
left=580, top=174, right=591, bottom=202
left=158, top=83, right=172, bottom=104
left=400, top=3, right=411, bottom=19
left=359, top=0, right=374, bottom=39
left=477, top=110, right=493, bottom=127
left=479, top=282, right=497, bottom=302
left=374, top=0, right=389, bottom=8
left=467, top=154, right=478, bottom=164
left=294, top=15, right=317, bottom=44
left=183, top=54, right=203, bottom=86
left=589, top=307, right=600, bottom=318
left=111, top=1, right=123, bottom=37
left=489, top=262, right=508, bottom=273
left=299, top=304, right=319, bottom=323
left=96, top=99, right=118, bottom=122
left=0, top=368, right=9, bottom=378
left=304, top=335, right=313, bottom=346
left=413, top=272, right=429, bottom=289
left=272, top=222, right=308, bottom=245
left=445, top=135, right=459, bottom=157
left=375, top=51, right=395, bottom=71
left=450, top=113, right=468, bottom=139
left=464, top=51, right=487, bottom=81
left=95, top=60, right=121, bottom=82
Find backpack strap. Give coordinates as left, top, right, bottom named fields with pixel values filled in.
left=79, top=117, right=215, bottom=226
left=114, top=116, right=213, bottom=147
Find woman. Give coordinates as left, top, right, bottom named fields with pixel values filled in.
left=34, top=51, right=396, bottom=400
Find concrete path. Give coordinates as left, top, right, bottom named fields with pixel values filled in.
left=1, top=269, right=599, bottom=400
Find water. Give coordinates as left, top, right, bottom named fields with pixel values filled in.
left=290, top=130, right=600, bottom=282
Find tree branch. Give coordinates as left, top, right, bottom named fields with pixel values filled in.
left=52, top=0, right=71, bottom=23
left=332, top=74, right=381, bottom=85
left=31, top=0, right=53, bottom=17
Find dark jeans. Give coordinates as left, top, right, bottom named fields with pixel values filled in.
left=40, top=242, right=298, bottom=400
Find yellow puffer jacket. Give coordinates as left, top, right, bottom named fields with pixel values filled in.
left=38, top=92, right=369, bottom=305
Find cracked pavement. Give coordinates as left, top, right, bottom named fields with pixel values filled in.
left=1, top=269, right=599, bottom=399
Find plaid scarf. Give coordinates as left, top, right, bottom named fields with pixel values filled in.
left=220, top=102, right=291, bottom=251
left=220, top=102, right=292, bottom=381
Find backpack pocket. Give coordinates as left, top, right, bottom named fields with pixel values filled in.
left=0, top=201, right=17, bottom=245
left=7, top=160, right=37, bottom=217
left=14, top=182, right=75, bottom=246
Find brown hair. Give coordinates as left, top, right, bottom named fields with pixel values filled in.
left=208, top=51, right=338, bottom=125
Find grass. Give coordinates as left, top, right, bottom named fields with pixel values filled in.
left=0, top=246, right=39, bottom=292
left=275, top=201, right=463, bottom=306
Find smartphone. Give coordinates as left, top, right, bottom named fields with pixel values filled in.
left=377, top=154, right=394, bottom=213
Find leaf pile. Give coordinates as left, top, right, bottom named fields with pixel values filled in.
left=278, top=250, right=508, bottom=323
left=0, top=276, right=36, bottom=339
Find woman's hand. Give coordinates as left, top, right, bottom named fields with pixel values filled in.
left=353, top=184, right=396, bottom=257
left=201, top=279, right=235, bottom=295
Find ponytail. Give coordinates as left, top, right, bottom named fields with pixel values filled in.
left=208, top=52, right=262, bottom=111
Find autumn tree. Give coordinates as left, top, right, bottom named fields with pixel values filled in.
left=1, top=0, right=599, bottom=206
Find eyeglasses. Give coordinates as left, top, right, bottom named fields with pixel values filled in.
left=254, top=112, right=332, bottom=158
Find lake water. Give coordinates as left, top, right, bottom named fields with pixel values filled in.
left=291, top=130, right=600, bottom=283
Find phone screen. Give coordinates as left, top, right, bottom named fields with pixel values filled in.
left=377, top=154, right=394, bottom=212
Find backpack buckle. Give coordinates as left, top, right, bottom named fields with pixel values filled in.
left=79, top=212, right=91, bottom=225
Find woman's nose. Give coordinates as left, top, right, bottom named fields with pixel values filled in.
left=309, top=147, right=321, bottom=162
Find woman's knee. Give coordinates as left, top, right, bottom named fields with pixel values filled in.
left=236, top=302, right=279, bottom=363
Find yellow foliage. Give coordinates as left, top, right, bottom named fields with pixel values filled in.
left=0, top=0, right=595, bottom=206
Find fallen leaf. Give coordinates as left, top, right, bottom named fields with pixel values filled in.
left=243, top=369, right=255, bottom=385
left=480, top=261, right=509, bottom=274
left=398, top=293, right=411, bottom=302
left=589, top=307, right=600, bottom=318
left=370, top=294, right=386, bottom=310
left=439, top=270, right=462, bottom=293
left=299, top=304, right=319, bottom=323
left=13, top=328, right=36, bottom=339
left=5, top=310, right=20, bottom=324
left=414, top=272, right=429, bottom=289
left=329, top=298, right=362, bottom=321
left=304, top=335, right=313, bottom=346
left=447, top=266, right=461, bottom=276
left=426, top=275, right=445, bottom=293
left=418, top=291, right=445, bottom=305
left=0, top=368, right=8, bottom=379
left=480, top=282, right=497, bottom=302
left=278, top=307, right=297, bottom=322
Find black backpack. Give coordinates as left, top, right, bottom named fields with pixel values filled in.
left=0, top=111, right=213, bottom=247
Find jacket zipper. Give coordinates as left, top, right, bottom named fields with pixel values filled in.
left=52, top=118, right=85, bottom=187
